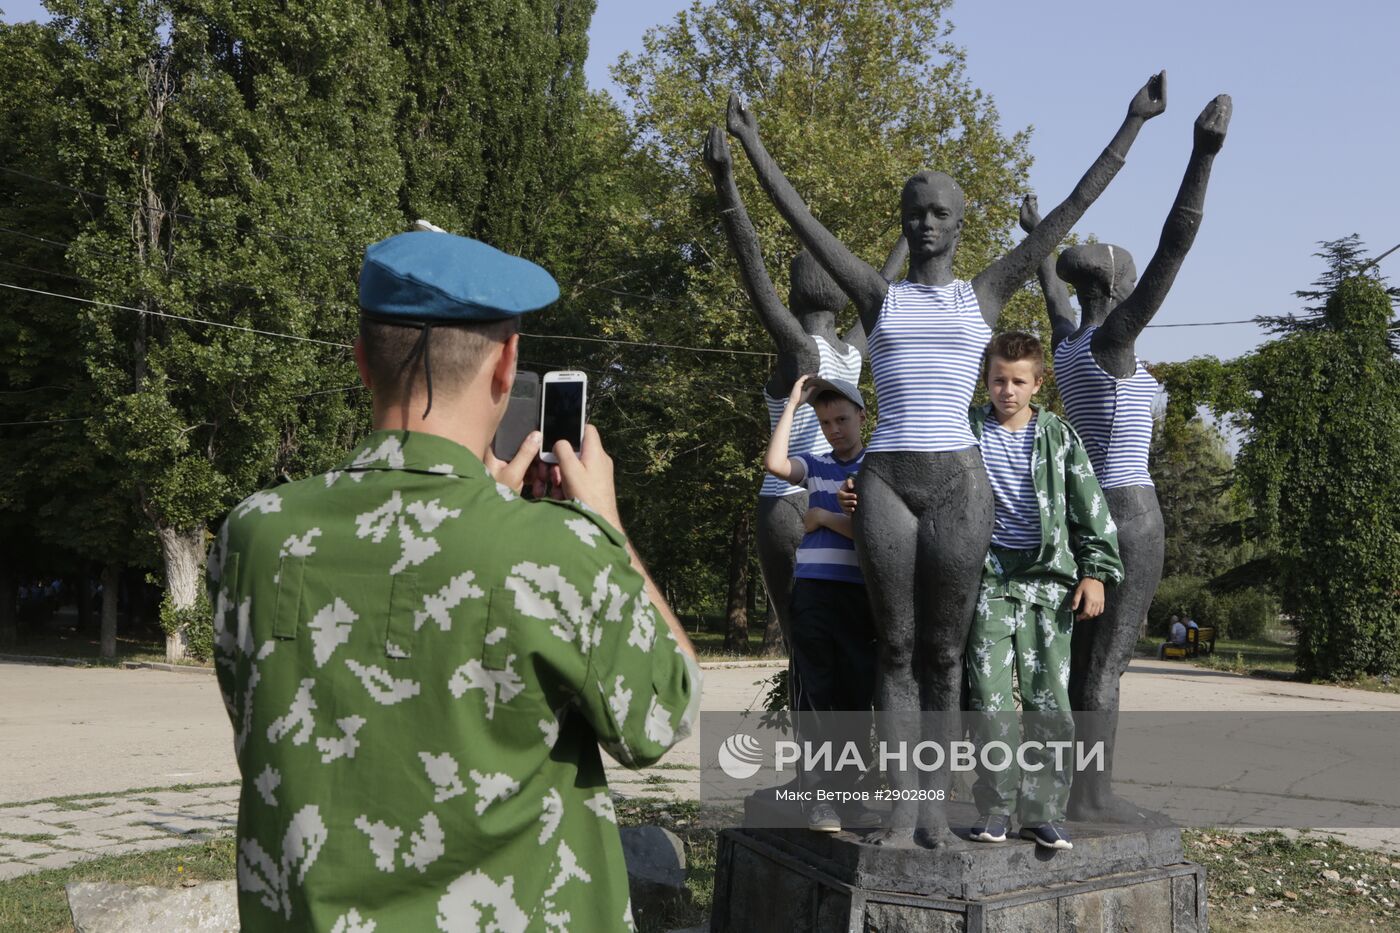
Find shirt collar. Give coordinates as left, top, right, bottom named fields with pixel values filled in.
left=334, top=429, right=490, bottom=481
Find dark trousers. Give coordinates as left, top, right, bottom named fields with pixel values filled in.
left=790, top=578, right=878, bottom=794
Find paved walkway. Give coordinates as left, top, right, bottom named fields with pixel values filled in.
left=2, top=657, right=1398, bottom=880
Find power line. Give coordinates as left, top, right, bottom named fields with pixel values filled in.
left=0, top=281, right=354, bottom=349
left=521, top=331, right=774, bottom=358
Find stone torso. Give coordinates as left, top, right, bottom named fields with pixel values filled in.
left=1054, top=326, right=1160, bottom=489
left=867, top=280, right=991, bottom=453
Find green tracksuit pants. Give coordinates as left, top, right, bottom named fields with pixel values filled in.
left=965, top=548, right=1076, bottom=824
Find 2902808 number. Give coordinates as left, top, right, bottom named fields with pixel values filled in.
left=873, top=789, right=946, bottom=802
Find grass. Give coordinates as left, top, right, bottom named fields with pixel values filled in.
left=3, top=806, right=1396, bottom=932
left=1183, top=829, right=1400, bottom=931
left=0, top=783, right=236, bottom=812
left=0, top=837, right=234, bottom=933
left=1139, top=625, right=1400, bottom=696
left=686, top=627, right=783, bottom=663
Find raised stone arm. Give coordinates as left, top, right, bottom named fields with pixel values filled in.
left=844, top=235, right=909, bottom=357
left=726, top=93, right=890, bottom=335
left=973, top=72, right=1168, bottom=327
left=704, top=125, right=808, bottom=355
left=1019, top=193, right=1078, bottom=348
left=1097, top=95, right=1232, bottom=353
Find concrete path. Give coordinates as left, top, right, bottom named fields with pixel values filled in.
left=1, top=657, right=1396, bottom=880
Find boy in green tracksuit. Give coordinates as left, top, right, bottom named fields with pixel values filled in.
left=966, top=332, right=1122, bottom=851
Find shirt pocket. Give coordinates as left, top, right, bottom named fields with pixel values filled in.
left=271, top=554, right=394, bottom=666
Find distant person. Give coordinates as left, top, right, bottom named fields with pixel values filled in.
left=1159, top=615, right=1188, bottom=658
left=764, top=374, right=877, bottom=834
left=209, top=229, right=700, bottom=931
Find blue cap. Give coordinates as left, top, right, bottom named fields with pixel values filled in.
left=359, top=230, right=559, bottom=322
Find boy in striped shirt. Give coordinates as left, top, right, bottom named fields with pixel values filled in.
left=965, top=333, right=1123, bottom=850
left=764, top=374, right=877, bottom=833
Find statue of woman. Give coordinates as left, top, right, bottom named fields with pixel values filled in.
left=726, top=74, right=1166, bottom=847
left=1021, top=93, right=1231, bottom=823
left=702, top=126, right=906, bottom=661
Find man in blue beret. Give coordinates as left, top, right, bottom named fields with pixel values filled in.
left=209, top=227, right=700, bottom=931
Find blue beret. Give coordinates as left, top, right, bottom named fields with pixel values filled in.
left=359, top=231, right=559, bottom=322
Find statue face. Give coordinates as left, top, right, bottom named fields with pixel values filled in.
left=901, top=176, right=964, bottom=260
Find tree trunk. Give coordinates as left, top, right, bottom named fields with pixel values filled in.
left=100, top=563, right=120, bottom=659
left=723, top=512, right=750, bottom=655
left=0, top=565, right=16, bottom=649
left=158, top=525, right=206, bottom=663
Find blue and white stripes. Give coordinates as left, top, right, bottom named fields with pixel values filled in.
left=792, top=451, right=864, bottom=584
left=1053, top=326, right=1161, bottom=489
left=981, top=416, right=1042, bottom=549
left=760, top=335, right=863, bottom=497
left=867, top=280, right=991, bottom=453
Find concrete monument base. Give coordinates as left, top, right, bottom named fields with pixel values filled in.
left=709, top=801, right=1207, bottom=931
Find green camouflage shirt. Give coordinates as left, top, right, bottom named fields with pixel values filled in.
left=969, top=404, right=1124, bottom=611
left=208, top=430, right=701, bottom=932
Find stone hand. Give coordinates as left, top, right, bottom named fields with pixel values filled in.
left=703, top=124, right=731, bottom=174
left=1018, top=193, right=1041, bottom=234
left=726, top=92, right=757, bottom=140
left=1127, top=70, right=1167, bottom=121
left=1193, top=94, right=1232, bottom=154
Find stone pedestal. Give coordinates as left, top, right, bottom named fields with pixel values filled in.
left=709, top=801, right=1207, bottom=932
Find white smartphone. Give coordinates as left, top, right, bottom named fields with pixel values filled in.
left=539, top=370, right=587, bottom=464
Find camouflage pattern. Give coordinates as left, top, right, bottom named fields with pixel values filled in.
left=968, top=404, right=1124, bottom=611
left=208, top=430, right=701, bottom=932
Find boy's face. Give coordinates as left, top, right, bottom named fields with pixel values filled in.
left=986, top=355, right=1043, bottom=422
left=814, top=398, right=864, bottom=457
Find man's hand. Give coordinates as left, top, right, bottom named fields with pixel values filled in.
left=552, top=423, right=623, bottom=532
left=484, top=431, right=542, bottom=494
left=1071, top=578, right=1106, bottom=621
left=836, top=477, right=858, bottom=516
left=1127, top=70, right=1167, bottom=121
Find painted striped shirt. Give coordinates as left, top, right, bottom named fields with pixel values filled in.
left=761, top=335, right=863, bottom=497
left=867, top=279, right=992, bottom=452
left=791, top=450, right=864, bottom=584
left=1054, top=326, right=1161, bottom=489
left=981, top=414, right=1043, bottom=549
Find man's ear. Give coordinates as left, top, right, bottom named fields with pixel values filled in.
left=491, top=332, right=519, bottom=401
left=354, top=336, right=373, bottom=390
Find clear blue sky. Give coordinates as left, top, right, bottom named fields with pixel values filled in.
left=7, top=0, right=1397, bottom=365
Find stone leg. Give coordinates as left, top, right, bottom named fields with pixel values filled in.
left=911, top=450, right=993, bottom=845
left=852, top=462, right=920, bottom=845
left=1069, top=485, right=1165, bottom=823
left=756, top=492, right=807, bottom=651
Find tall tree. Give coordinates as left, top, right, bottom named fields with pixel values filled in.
left=40, top=0, right=402, bottom=660
left=1159, top=244, right=1400, bottom=680
left=586, top=0, right=1032, bottom=637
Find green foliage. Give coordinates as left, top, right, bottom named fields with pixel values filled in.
left=1211, top=589, right=1278, bottom=641
left=1149, top=415, right=1238, bottom=578
left=1159, top=262, right=1400, bottom=680
left=160, top=587, right=213, bottom=661
left=1149, top=574, right=1210, bottom=637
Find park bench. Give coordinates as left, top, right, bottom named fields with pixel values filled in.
left=1161, top=626, right=1217, bottom=660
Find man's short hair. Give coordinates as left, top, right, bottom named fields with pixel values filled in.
left=359, top=314, right=518, bottom=405
left=982, top=331, right=1046, bottom=380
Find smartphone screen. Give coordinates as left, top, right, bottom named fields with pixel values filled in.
left=541, top=378, right=585, bottom=456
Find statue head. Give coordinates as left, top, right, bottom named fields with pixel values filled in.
left=901, top=171, right=965, bottom=261
left=1056, top=244, right=1138, bottom=305
left=789, top=250, right=847, bottom=313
